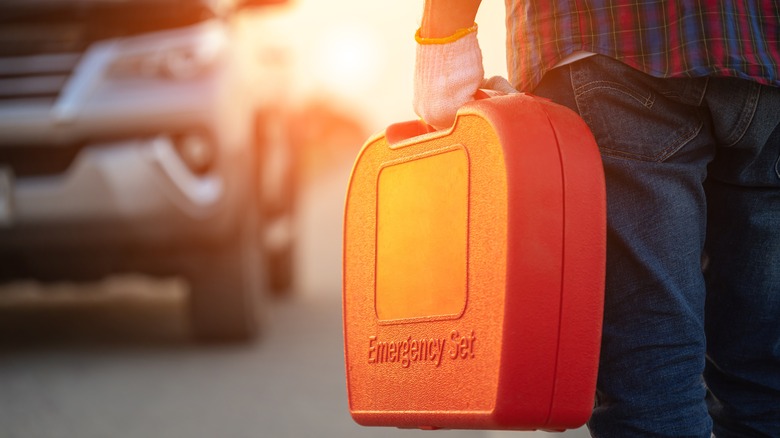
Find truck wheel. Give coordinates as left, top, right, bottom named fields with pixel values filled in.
left=187, top=210, right=265, bottom=341
left=256, top=113, right=298, bottom=297
left=264, top=213, right=295, bottom=295
left=267, top=241, right=294, bottom=294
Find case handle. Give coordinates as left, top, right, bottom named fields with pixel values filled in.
left=386, top=77, right=518, bottom=146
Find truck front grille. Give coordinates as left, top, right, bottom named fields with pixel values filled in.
left=0, top=53, right=81, bottom=102
left=0, top=20, right=87, bottom=103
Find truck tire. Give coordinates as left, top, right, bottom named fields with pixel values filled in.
left=186, top=209, right=265, bottom=342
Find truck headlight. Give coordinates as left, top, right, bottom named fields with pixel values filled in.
left=107, top=24, right=227, bottom=80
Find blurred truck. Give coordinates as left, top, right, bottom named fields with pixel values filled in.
left=0, top=0, right=296, bottom=341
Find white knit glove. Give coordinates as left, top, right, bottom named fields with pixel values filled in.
left=413, top=24, right=484, bottom=130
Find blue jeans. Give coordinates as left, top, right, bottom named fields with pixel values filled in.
left=532, top=55, right=780, bottom=437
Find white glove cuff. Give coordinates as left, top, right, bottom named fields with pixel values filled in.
left=413, top=30, right=484, bottom=129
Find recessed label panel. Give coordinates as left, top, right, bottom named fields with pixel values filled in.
left=375, top=148, right=469, bottom=322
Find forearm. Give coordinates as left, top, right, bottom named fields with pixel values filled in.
left=420, top=0, right=481, bottom=38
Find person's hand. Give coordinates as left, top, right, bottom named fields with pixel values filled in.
left=413, top=24, right=484, bottom=130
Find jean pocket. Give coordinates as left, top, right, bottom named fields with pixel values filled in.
left=570, top=58, right=704, bottom=162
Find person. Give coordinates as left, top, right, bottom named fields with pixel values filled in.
left=413, top=1, right=780, bottom=437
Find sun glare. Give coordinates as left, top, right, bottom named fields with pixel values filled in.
left=252, top=1, right=506, bottom=127
left=313, top=25, right=381, bottom=99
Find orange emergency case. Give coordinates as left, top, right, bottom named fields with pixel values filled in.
left=342, top=92, right=606, bottom=431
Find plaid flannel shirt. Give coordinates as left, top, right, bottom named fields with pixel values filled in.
left=506, top=0, right=780, bottom=91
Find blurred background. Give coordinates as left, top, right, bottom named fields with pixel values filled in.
left=0, top=0, right=587, bottom=436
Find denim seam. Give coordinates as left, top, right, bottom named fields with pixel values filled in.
left=597, top=120, right=703, bottom=162
left=775, top=153, right=780, bottom=179
left=694, top=77, right=709, bottom=107
left=568, top=64, right=586, bottom=117
left=723, top=84, right=760, bottom=148
left=574, top=80, right=656, bottom=109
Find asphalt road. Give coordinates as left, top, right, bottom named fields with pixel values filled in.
left=0, top=147, right=589, bottom=438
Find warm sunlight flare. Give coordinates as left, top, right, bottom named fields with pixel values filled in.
left=252, top=1, right=504, bottom=128
left=312, top=25, right=381, bottom=99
